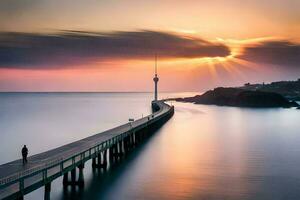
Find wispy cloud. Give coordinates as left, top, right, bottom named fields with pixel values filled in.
left=0, top=30, right=230, bottom=69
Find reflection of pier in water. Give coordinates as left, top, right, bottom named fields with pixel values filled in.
left=0, top=101, right=174, bottom=200
left=63, top=135, right=156, bottom=200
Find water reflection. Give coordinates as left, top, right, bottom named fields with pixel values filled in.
left=2, top=93, right=300, bottom=200
left=80, top=102, right=300, bottom=200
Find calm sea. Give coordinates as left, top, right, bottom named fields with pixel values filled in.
left=0, top=92, right=300, bottom=200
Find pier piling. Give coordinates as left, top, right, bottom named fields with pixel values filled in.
left=78, top=164, right=84, bottom=187
left=44, top=182, right=51, bottom=200
left=71, top=168, right=76, bottom=184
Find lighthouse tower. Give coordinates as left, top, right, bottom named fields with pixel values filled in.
left=153, top=55, right=159, bottom=101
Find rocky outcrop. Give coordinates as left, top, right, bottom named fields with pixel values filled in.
left=175, top=87, right=299, bottom=108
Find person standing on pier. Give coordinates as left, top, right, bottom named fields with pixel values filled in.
left=22, top=145, right=28, bottom=164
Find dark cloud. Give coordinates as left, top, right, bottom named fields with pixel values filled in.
left=239, top=40, right=300, bottom=67
left=0, top=0, right=38, bottom=14
left=0, top=30, right=230, bottom=69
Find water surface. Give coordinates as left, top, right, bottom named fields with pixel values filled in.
left=0, top=93, right=300, bottom=200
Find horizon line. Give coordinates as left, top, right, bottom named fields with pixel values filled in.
left=0, top=91, right=201, bottom=93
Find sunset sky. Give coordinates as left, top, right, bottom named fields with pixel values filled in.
left=0, top=0, right=299, bottom=92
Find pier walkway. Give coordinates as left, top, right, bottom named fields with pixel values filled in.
left=0, top=101, right=174, bottom=200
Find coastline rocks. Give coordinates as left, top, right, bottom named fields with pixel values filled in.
left=175, top=87, right=299, bottom=108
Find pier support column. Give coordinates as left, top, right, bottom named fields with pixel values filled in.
left=92, top=157, right=96, bottom=169
left=97, top=153, right=101, bottom=165
left=136, top=133, right=140, bottom=144
left=63, top=172, right=68, bottom=187
left=122, top=140, right=126, bottom=154
left=95, top=151, right=108, bottom=169
left=127, top=136, right=130, bottom=150
left=112, top=144, right=116, bottom=157
left=133, top=133, right=136, bottom=145
left=128, top=135, right=132, bottom=150
left=117, top=141, right=123, bottom=156
left=123, top=139, right=126, bottom=154
left=71, top=168, right=76, bottom=184
left=44, top=182, right=51, bottom=200
left=17, top=195, right=24, bottom=200
left=124, top=137, right=128, bottom=153
left=114, top=144, right=118, bottom=157
left=109, top=147, right=113, bottom=162
left=115, top=143, right=119, bottom=159
left=103, top=149, right=107, bottom=166
left=78, top=164, right=84, bottom=187
left=130, top=134, right=134, bottom=148
left=139, top=132, right=142, bottom=143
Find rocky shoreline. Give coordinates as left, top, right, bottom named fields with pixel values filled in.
left=172, top=87, right=299, bottom=108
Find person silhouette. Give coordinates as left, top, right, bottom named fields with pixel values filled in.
left=22, top=145, right=28, bottom=164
